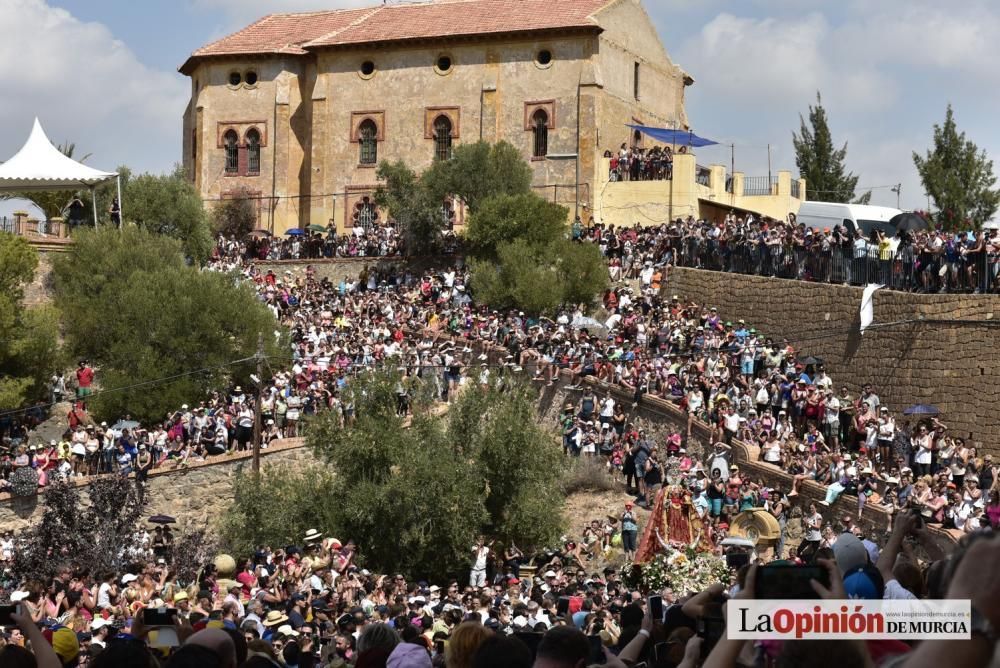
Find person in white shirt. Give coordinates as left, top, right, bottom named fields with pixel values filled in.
left=824, top=391, right=841, bottom=449
left=470, top=538, right=492, bottom=588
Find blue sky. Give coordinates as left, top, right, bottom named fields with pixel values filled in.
left=3, top=0, right=998, bottom=213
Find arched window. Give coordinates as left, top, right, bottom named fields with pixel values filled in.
left=632, top=129, right=643, bottom=149
left=353, top=196, right=379, bottom=230
left=223, top=130, right=239, bottom=174
left=532, top=109, right=549, bottom=158
left=358, top=119, right=378, bottom=165
left=433, top=115, right=453, bottom=161
left=246, top=129, right=261, bottom=174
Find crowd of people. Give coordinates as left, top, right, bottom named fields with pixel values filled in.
left=2, top=489, right=1000, bottom=667
left=3, top=224, right=996, bottom=536
left=577, top=216, right=1000, bottom=294
left=212, top=225, right=462, bottom=264
left=606, top=145, right=678, bottom=183
left=2, top=223, right=999, bottom=665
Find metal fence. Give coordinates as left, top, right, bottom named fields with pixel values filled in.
left=791, top=181, right=801, bottom=199
left=0, top=216, right=14, bottom=234
left=743, top=176, right=777, bottom=196
left=671, top=240, right=1000, bottom=294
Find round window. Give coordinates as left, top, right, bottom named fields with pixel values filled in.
left=245, top=70, right=258, bottom=86
left=228, top=71, right=242, bottom=86
left=537, top=49, right=553, bottom=66
left=360, top=60, right=376, bottom=76
left=436, top=55, right=452, bottom=73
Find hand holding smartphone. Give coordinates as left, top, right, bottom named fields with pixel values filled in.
left=0, top=604, right=22, bottom=626
left=754, top=564, right=830, bottom=599
left=647, top=594, right=663, bottom=622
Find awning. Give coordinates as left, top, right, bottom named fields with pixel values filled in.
left=0, top=118, right=117, bottom=191
left=627, top=125, right=718, bottom=147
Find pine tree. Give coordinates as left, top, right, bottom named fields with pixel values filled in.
left=792, top=92, right=862, bottom=203
left=913, top=104, right=1000, bottom=230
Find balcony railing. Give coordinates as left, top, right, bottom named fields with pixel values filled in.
left=0, top=215, right=72, bottom=240
left=743, top=176, right=778, bottom=196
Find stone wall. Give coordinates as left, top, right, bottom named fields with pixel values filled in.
left=665, top=267, right=1000, bottom=452
left=0, top=439, right=311, bottom=533
left=23, top=248, right=60, bottom=307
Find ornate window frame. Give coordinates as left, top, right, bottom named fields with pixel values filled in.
left=423, top=107, right=460, bottom=139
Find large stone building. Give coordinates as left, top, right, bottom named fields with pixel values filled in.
left=180, top=0, right=692, bottom=232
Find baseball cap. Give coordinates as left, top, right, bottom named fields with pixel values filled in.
left=843, top=569, right=880, bottom=599
left=832, top=533, right=868, bottom=573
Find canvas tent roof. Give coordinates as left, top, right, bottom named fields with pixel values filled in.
left=0, top=118, right=117, bottom=192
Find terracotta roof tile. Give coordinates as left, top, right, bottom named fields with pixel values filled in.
left=189, top=7, right=379, bottom=59
left=306, top=0, right=609, bottom=48
left=182, top=0, right=608, bottom=70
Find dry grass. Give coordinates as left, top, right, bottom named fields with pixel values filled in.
left=562, top=458, right=622, bottom=495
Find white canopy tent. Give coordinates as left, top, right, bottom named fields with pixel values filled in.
left=0, top=118, right=120, bottom=225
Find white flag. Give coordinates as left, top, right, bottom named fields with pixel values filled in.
left=860, top=283, right=883, bottom=334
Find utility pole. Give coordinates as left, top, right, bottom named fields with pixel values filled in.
left=891, top=183, right=901, bottom=209
left=252, top=332, right=263, bottom=475
left=767, top=144, right=772, bottom=185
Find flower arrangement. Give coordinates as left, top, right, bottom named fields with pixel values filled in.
left=623, top=548, right=730, bottom=595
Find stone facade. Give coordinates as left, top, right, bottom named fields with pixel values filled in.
left=180, top=0, right=690, bottom=232
left=664, top=267, right=1000, bottom=452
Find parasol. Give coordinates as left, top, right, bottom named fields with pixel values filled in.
left=148, top=514, right=177, bottom=525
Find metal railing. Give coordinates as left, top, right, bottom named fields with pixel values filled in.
left=669, top=240, right=1000, bottom=294
left=0, top=216, right=72, bottom=239
left=743, top=176, right=777, bottom=196
left=791, top=181, right=801, bottom=199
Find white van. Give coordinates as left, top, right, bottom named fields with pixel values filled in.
left=795, top=202, right=901, bottom=237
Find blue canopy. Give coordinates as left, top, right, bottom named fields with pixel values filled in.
left=627, top=125, right=719, bottom=147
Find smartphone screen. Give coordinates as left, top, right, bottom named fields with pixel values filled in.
left=647, top=594, right=663, bottom=621
left=653, top=641, right=673, bottom=664
left=698, top=612, right=726, bottom=658
left=0, top=604, right=19, bottom=626
left=725, top=552, right=750, bottom=570
left=587, top=634, right=604, bottom=664
left=142, top=607, right=178, bottom=626
left=556, top=596, right=570, bottom=617
left=755, top=565, right=829, bottom=599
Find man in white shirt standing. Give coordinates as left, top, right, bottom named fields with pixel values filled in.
left=470, top=537, right=492, bottom=588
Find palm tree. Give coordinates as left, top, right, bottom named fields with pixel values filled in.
left=1, top=141, right=92, bottom=220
